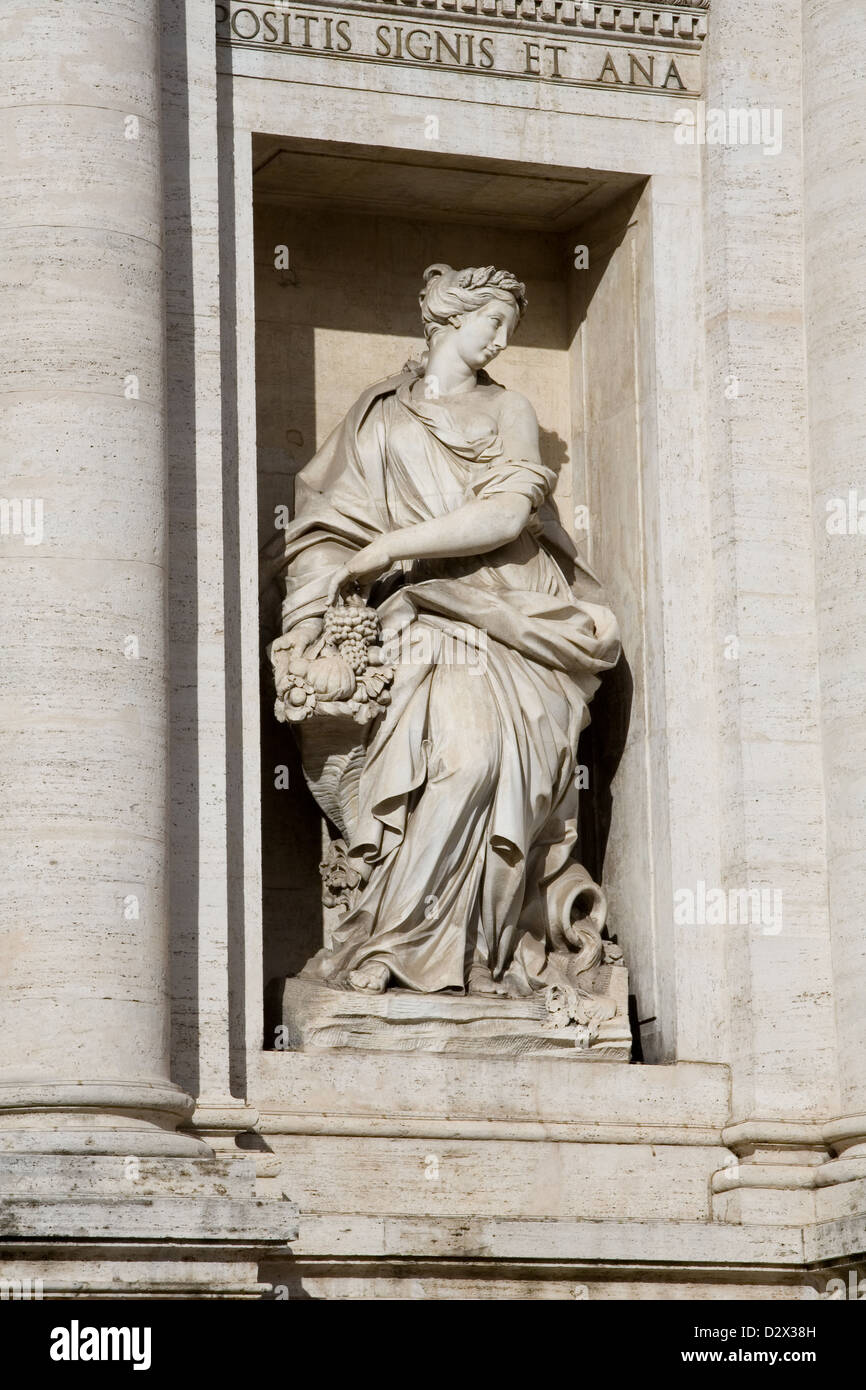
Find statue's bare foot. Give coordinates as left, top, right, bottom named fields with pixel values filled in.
left=468, top=963, right=508, bottom=996
left=347, top=960, right=390, bottom=993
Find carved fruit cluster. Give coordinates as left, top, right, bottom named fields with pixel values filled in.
left=283, top=660, right=319, bottom=719
left=276, top=597, right=394, bottom=725
left=324, top=601, right=380, bottom=675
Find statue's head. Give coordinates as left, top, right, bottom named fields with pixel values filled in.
left=419, top=263, right=527, bottom=372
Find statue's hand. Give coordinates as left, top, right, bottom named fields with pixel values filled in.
left=269, top=618, right=323, bottom=698
left=327, top=537, right=393, bottom=606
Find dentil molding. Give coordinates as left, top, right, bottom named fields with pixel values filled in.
left=333, top=1, right=710, bottom=43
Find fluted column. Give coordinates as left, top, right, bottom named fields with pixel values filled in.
left=803, top=0, right=866, bottom=1166
left=0, top=0, right=202, bottom=1154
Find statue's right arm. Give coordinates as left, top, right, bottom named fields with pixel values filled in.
left=271, top=531, right=365, bottom=691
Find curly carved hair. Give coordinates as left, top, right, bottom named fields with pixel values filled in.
left=418, top=262, right=528, bottom=343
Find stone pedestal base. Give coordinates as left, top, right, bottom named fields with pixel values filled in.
left=244, top=1054, right=866, bottom=1298
left=0, top=1155, right=298, bottom=1299
left=274, top=969, right=631, bottom=1061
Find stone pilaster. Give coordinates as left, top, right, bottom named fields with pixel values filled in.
left=802, top=0, right=866, bottom=1183
left=701, top=0, right=838, bottom=1219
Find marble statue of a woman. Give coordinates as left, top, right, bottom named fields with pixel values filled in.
left=268, top=263, right=621, bottom=1008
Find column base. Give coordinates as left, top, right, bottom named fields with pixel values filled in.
left=0, top=1081, right=210, bottom=1157
left=712, top=1117, right=866, bottom=1224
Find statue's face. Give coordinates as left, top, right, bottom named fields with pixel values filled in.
left=451, top=296, right=520, bottom=370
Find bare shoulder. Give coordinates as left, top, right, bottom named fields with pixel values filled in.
left=487, top=388, right=540, bottom=448
left=487, top=386, right=537, bottom=421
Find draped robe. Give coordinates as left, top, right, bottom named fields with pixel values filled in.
left=271, top=370, right=621, bottom=993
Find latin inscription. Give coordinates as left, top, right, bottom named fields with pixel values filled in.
left=216, top=3, right=696, bottom=94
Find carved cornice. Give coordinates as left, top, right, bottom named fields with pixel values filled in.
left=331, top=1, right=710, bottom=43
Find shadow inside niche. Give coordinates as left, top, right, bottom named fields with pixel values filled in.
left=577, top=648, right=633, bottom=887
left=627, top=992, right=645, bottom=1065
left=537, top=424, right=569, bottom=483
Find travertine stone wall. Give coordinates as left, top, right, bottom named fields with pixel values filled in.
left=569, top=193, right=673, bottom=1059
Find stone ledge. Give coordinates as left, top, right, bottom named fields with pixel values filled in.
left=0, top=1197, right=298, bottom=1245
left=287, top=1208, right=866, bottom=1273
left=286, top=1212, right=806, bottom=1265
left=723, top=1120, right=826, bottom=1153
left=256, top=1112, right=724, bottom=1144
left=804, top=1211, right=866, bottom=1265
left=0, top=1154, right=258, bottom=1200
left=253, top=1053, right=731, bottom=1127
